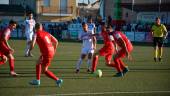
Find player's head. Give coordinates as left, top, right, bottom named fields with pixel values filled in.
left=27, top=12, right=33, bottom=19
left=9, top=20, right=17, bottom=30
left=101, top=22, right=106, bottom=31
left=35, top=23, right=43, bottom=31
left=82, top=22, right=88, bottom=32
left=155, top=17, right=161, bottom=25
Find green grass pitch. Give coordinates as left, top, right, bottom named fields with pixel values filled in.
left=0, top=40, right=170, bottom=96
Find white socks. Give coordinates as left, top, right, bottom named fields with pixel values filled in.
left=25, top=43, right=30, bottom=56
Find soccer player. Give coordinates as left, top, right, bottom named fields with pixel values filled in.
left=24, top=12, right=36, bottom=57
left=29, top=23, right=63, bottom=87
left=75, top=22, right=96, bottom=73
left=109, top=26, right=133, bottom=77
left=151, top=17, right=168, bottom=62
left=0, top=20, right=19, bottom=76
left=91, top=22, right=115, bottom=73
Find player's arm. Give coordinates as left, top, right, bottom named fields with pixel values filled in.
left=92, top=35, right=97, bottom=49
left=94, top=24, right=96, bottom=34
left=109, top=34, right=118, bottom=53
left=151, top=26, right=155, bottom=37
left=162, top=25, right=168, bottom=39
left=30, top=34, right=37, bottom=51
left=117, top=38, right=132, bottom=60
left=2, top=30, right=14, bottom=53
left=50, top=34, right=58, bottom=52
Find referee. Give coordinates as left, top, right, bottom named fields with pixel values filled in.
left=151, top=17, right=168, bottom=62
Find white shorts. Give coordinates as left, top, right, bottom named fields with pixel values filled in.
left=81, top=47, right=94, bottom=54
left=25, top=32, right=34, bottom=42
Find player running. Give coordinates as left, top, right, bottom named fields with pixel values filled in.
left=24, top=12, right=36, bottom=57
left=109, top=26, right=133, bottom=77
left=151, top=17, right=168, bottom=62
left=75, top=22, right=96, bottom=73
left=29, top=23, right=63, bottom=87
left=0, top=20, right=19, bottom=76
left=91, top=22, right=115, bottom=73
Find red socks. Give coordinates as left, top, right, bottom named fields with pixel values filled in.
left=9, top=58, right=14, bottom=72
left=36, top=64, right=41, bottom=80
left=45, top=70, right=58, bottom=81
left=114, top=58, right=122, bottom=72
left=92, top=55, right=99, bottom=72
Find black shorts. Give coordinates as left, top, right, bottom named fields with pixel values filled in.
left=153, top=37, right=164, bottom=47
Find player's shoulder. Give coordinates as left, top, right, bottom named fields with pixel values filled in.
left=160, top=24, right=166, bottom=28
left=4, top=27, right=10, bottom=33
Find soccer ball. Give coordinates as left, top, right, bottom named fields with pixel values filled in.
left=95, top=69, right=102, bottom=78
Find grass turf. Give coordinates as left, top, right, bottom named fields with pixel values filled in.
left=0, top=40, right=170, bottom=96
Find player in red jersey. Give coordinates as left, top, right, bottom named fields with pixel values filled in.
left=109, top=26, right=133, bottom=77
left=91, top=22, right=115, bottom=73
left=0, top=20, right=19, bottom=76
left=29, top=23, right=63, bottom=87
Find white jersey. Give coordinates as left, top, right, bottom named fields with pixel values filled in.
left=24, top=19, right=35, bottom=34
left=87, top=23, right=96, bottom=34
left=79, top=30, right=94, bottom=50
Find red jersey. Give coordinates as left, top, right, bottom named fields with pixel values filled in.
left=101, top=31, right=114, bottom=49
left=112, top=31, right=133, bottom=52
left=0, top=26, right=11, bottom=41
left=35, top=30, right=55, bottom=58
left=0, top=27, right=12, bottom=52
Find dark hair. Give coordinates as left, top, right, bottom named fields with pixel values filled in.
left=9, top=20, right=17, bottom=25
left=35, top=23, right=42, bottom=29
left=27, top=12, right=33, bottom=16
left=82, top=22, right=86, bottom=26
left=155, top=17, right=160, bottom=20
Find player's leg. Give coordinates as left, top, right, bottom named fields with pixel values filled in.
left=25, top=33, right=33, bottom=57
left=113, top=50, right=125, bottom=77
left=28, top=33, right=34, bottom=56
left=158, top=37, right=164, bottom=62
left=29, top=56, right=42, bottom=85
left=105, top=55, right=115, bottom=67
left=118, top=59, right=129, bottom=75
left=153, top=37, right=158, bottom=62
left=7, top=53, right=19, bottom=76
left=87, top=49, right=94, bottom=72
left=42, top=57, right=63, bottom=87
left=76, top=48, right=87, bottom=73
left=76, top=54, right=86, bottom=73
left=91, top=51, right=100, bottom=73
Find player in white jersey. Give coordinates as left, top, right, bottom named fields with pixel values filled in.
left=75, top=22, right=96, bottom=73
left=24, top=12, right=36, bottom=57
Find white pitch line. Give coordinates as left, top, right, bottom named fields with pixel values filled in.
left=36, top=90, right=170, bottom=96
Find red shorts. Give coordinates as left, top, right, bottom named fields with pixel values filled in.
left=0, top=43, right=10, bottom=55
left=99, top=46, right=114, bottom=63
left=38, top=55, right=53, bottom=67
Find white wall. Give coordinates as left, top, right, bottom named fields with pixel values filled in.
left=0, top=0, right=9, bottom=4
